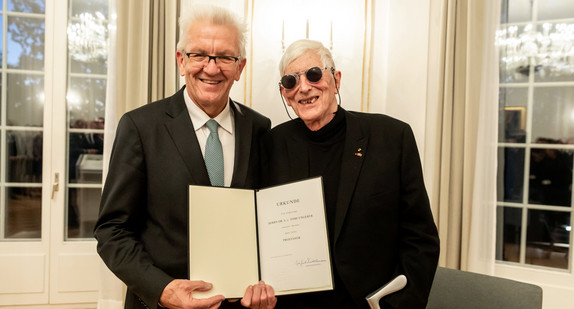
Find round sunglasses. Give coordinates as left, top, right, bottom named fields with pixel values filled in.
left=279, top=66, right=333, bottom=90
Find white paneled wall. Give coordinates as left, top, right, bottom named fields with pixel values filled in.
left=181, top=0, right=432, bottom=162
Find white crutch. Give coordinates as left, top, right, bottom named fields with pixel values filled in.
left=366, top=275, right=407, bottom=309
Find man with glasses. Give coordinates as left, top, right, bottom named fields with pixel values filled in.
left=261, top=39, right=440, bottom=308
left=94, top=5, right=274, bottom=309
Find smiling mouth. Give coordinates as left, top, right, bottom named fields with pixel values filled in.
left=201, top=79, right=221, bottom=85
left=299, top=96, right=318, bottom=104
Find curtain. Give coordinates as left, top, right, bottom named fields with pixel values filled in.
left=463, top=0, right=500, bottom=274
left=149, top=0, right=179, bottom=101
left=427, top=0, right=500, bottom=273
left=97, top=0, right=179, bottom=308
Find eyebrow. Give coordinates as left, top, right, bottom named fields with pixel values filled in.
left=188, top=48, right=239, bottom=56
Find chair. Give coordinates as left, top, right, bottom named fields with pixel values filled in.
left=426, top=267, right=543, bottom=309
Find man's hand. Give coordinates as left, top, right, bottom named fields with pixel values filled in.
left=240, top=281, right=276, bottom=309
left=159, top=279, right=225, bottom=309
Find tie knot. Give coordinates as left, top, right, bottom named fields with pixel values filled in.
left=206, top=119, right=219, bottom=134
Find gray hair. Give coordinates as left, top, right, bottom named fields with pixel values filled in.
left=279, top=39, right=336, bottom=75
left=177, top=4, right=248, bottom=58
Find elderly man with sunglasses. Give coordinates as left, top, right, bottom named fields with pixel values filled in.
left=261, top=39, right=440, bottom=309
left=94, top=4, right=275, bottom=309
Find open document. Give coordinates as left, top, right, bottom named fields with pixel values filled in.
left=188, top=177, right=333, bottom=298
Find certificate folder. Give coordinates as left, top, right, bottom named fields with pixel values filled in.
left=188, top=177, right=333, bottom=298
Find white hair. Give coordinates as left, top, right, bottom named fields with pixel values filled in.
left=279, top=39, right=336, bottom=75
left=177, top=4, right=248, bottom=58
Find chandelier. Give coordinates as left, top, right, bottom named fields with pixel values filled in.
left=67, top=12, right=109, bottom=62
left=496, top=22, right=574, bottom=76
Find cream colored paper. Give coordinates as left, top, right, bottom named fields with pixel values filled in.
left=188, top=177, right=332, bottom=299
left=256, top=177, right=333, bottom=295
left=188, top=186, right=259, bottom=298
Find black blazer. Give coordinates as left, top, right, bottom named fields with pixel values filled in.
left=94, top=87, right=271, bottom=309
left=261, top=109, right=439, bottom=308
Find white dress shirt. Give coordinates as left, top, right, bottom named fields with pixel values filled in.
left=183, top=91, right=235, bottom=187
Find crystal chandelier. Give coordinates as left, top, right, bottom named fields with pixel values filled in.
left=496, top=22, right=574, bottom=76
left=67, top=12, right=108, bottom=62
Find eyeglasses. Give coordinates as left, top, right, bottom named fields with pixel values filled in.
left=185, top=52, right=240, bottom=66
left=279, top=67, right=331, bottom=90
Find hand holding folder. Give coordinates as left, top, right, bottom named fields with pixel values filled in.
left=188, top=177, right=333, bottom=298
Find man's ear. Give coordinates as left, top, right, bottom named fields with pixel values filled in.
left=333, top=70, right=342, bottom=94
left=176, top=51, right=185, bottom=76
left=234, top=58, right=247, bottom=81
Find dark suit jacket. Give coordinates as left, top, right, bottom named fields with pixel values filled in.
left=94, top=87, right=271, bottom=309
left=261, top=109, right=439, bottom=308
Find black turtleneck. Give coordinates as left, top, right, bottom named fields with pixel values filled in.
left=299, top=108, right=346, bottom=239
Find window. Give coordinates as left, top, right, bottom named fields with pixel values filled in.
left=497, top=0, right=573, bottom=270
left=1, top=0, right=46, bottom=240
left=1, top=0, right=107, bottom=241
left=66, top=0, right=108, bottom=239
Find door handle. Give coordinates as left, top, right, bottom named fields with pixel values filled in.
left=52, top=172, right=59, bottom=199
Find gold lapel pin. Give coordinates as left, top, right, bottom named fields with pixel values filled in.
left=354, top=148, right=363, bottom=157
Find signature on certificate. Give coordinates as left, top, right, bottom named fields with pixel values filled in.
left=296, top=257, right=327, bottom=267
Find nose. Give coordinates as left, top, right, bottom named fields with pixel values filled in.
left=203, top=58, right=220, bottom=74
left=298, top=74, right=313, bottom=92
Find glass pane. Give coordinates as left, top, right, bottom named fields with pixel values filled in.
left=499, top=87, right=528, bottom=143
left=532, top=86, right=574, bottom=143
left=6, top=74, right=44, bottom=127
left=496, top=206, right=522, bottom=263
left=70, top=54, right=107, bottom=75
left=538, top=0, right=574, bottom=20
left=498, top=147, right=525, bottom=203
left=533, top=23, right=574, bottom=83
left=67, top=77, right=106, bottom=127
left=70, top=0, right=108, bottom=16
left=7, top=0, right=45, bottom=14
left=526, top=209, right=570, bottom=269
left=67, top=187, right=101, bottom=239
left=68, top=133, right=103, bottom=184
left=68, top=10, right=108, bottom=72
left=529, top=148, right=573, bottom=207
left=497, top=22, right=574, bottom=83
left=7, top=16, right=45, bottom=70
left=6, top=131, right=42, bottom=183
left=501, top=0, right=532, bottom=23
left=497, top=24, right=530, bottom=84
left=5, top=187, right=42, bottom=239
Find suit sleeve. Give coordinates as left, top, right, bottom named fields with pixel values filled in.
left=94, top=114, right=172, bottom=308
left=385, top=124, right=440, bottom=309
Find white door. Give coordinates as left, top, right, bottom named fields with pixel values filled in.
left=0, top=0, right=108, bottom=306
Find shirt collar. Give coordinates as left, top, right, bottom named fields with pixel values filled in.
left=183, top=89, right=234, bottom=135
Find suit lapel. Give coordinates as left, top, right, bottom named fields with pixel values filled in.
left=164, top=88, right=211, bottom=185
left=230, top=100, right=251, bottom=187
left=334, top=111, right=368, bottom=242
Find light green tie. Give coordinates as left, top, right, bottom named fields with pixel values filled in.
left=204, top=119, right=224, bottom=186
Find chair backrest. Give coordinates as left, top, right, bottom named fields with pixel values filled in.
left=426, top=267, right=543, bottom=309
